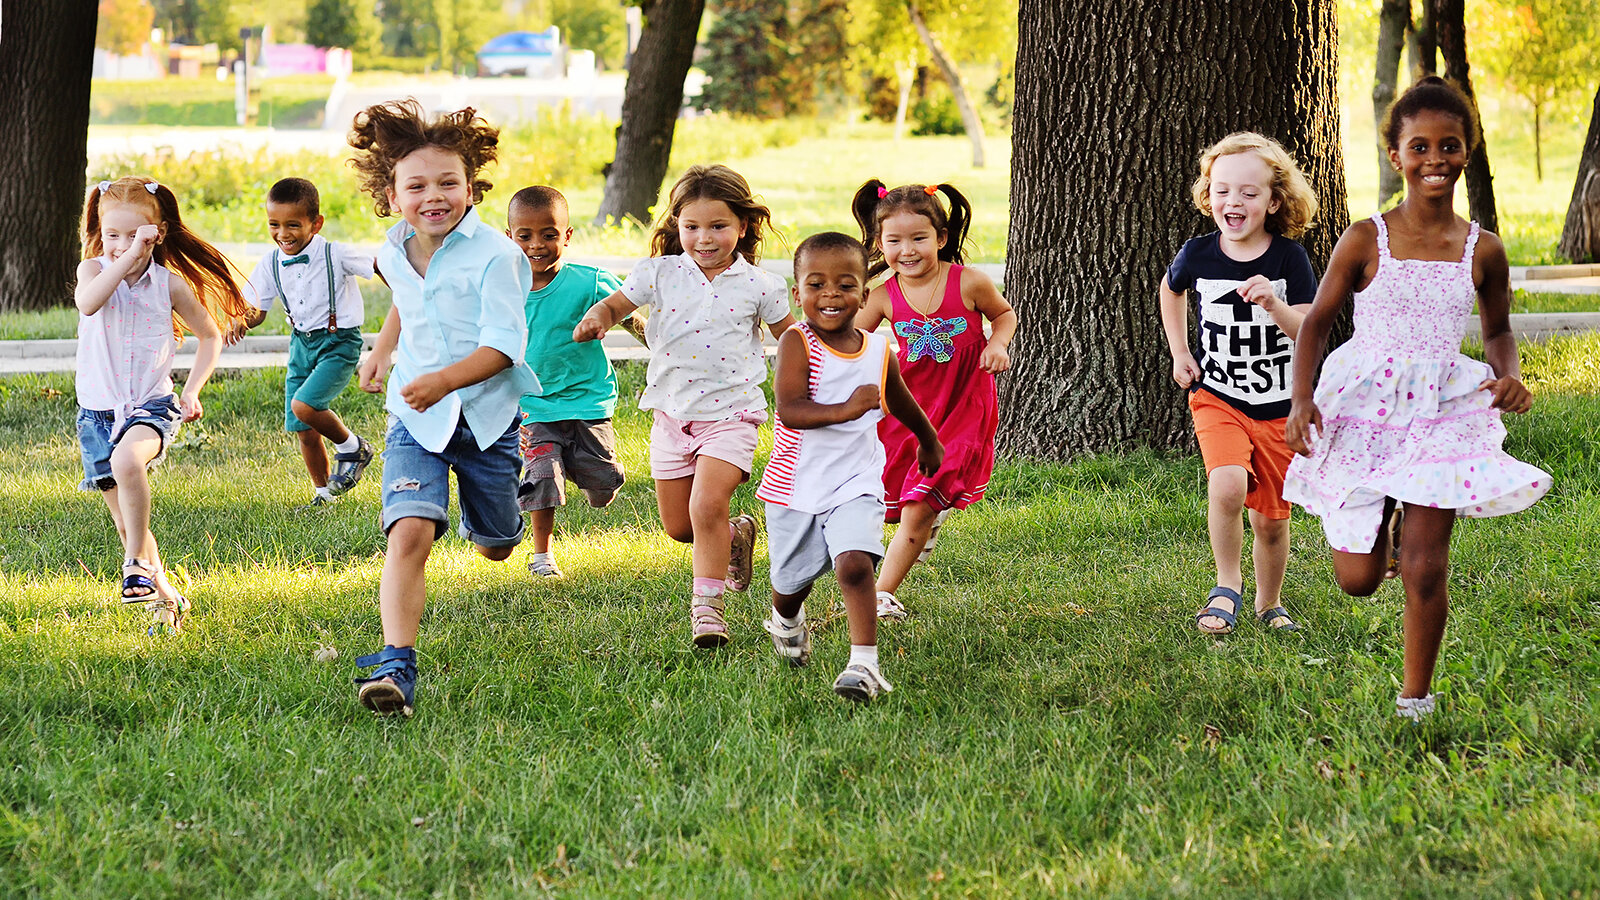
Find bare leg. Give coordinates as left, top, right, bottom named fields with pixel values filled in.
left=772, top=583, right=811, bottom=621
left=1330, top=497, right=1399, bottom=598
left=875, top=500, right=939, bottom=596
left=1398, top=504, right=1455, bottom=699
left=686, top=458, right=746, bottom=581
left=528, top=507, right=556, bottom=555
left=836, top=550, right=879, bottom=647
left=379, top=517, right=436, bottom=647
left=1248, top=510, right=1290, bottom=614
left=296, top=429, right=331, bottom=487
left=1198, top=465, right=1248, bottom=629
left=656, top=476, right=695, bottom=544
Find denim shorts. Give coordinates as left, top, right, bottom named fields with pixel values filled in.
left=77, top=396, right=182, bottom=491
left=380, top=415, right=525, bottom=548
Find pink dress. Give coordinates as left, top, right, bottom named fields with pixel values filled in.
left=879, top=263, right=997, bottom=522
left=1282, top=214, right=1550, bottom=552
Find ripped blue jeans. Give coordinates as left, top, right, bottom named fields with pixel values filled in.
left=379, top=414, right=524, bottom=548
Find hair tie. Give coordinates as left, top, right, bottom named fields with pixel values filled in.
left=876, top=186, right=888, bottom=199
left=924, top=184, right=939, bottom=196
left=96, top=180, right=160, bottom=195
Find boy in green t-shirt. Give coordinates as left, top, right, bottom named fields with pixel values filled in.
left=507, top=186, right=626, bottom=578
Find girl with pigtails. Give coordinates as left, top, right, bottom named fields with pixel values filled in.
left=851, top=180, right=1017, bottom=619
left=74, top=176, right=254, bottom=633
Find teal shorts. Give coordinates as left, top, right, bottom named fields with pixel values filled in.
left=285, top=327, right=362, bottom=432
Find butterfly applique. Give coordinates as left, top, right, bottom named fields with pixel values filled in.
left=895, top=316, right=968, bottom=363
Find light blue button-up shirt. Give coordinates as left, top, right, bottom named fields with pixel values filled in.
left=379, top=206, right=538, bottom=453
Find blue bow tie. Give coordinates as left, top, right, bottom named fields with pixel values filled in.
left=280, top=254, right=310, bottom=267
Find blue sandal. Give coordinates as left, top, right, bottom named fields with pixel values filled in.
left=1195, top=586, right=1242, bottom=635
left=354, top=645, right=417, bottom=717
left=121, top=558, right=160, bottom=603
left=1257, top=606, right=1301, bottom=632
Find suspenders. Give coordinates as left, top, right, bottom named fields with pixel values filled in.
left=270, top=244, right=340, bottom=332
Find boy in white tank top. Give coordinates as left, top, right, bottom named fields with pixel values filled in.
left=756, top=233, right=942, bottom=702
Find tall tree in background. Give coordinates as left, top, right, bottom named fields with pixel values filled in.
left=1474, top=0, right=1597, bottom=181
left=1373, top=0, right=1409, bottom=208
left=699, top=0, right=790, bottom=117
left=1001, top=0, right=1348, bottom=458
left=307, top=0, right=374, bottom=51
left=594, top=0, right=706, bottom=226
left=0, top=0, right=99, bottom=312
left=99, top=0, right=156, bottom=56
left=1433, top=0, right=1497, bottom=233
left=1560, top=84, right=1600, bottom=263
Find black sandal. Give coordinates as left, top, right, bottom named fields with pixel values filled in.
left=1257, top=606, right=1301, bottom=632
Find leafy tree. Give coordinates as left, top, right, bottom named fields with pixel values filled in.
left=700, top=0, right=791, bottom=116
left=551, top=0, right=627, bottom=67
left=1433, top=0, right=1497, bottom=232
left=1473, top=0, right=1598, bottom=180
left=307, top=0, right=375, bottom=51
left=99, top=0, right=156, bottom=56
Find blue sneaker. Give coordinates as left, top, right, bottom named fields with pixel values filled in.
left=328, top=436, right=375, bottom=496
left=354, top=645, right=417, bottom=717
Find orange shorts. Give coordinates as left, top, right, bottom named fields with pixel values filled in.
left=1187, top=388, right=1293, bottom=520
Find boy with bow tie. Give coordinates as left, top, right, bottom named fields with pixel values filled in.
left=241, top=177, right=380, bottom=506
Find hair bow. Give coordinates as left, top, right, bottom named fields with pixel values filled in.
left=924, top=184, right=939, bottom=196
left=876, top=186, right=888, bottom=199
left=98, top=180, right=160, bottom=194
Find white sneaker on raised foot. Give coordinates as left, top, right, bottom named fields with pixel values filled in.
left=1395, top=693, right=1436, bottom=721
left=875, top=591, right=908, bottom=621
left=761, top=615, right=811, bottom=667
left=832, top=663, right=894, bottom=703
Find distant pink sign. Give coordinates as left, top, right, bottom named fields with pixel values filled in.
left=263, top=44, right=328, bottom=74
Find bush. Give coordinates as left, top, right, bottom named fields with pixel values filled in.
left=910, top=91, right=963, bottom=136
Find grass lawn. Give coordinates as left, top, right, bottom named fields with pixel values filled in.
left=2, top=333, right=1598, bottom=896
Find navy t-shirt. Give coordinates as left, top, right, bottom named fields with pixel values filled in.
left=1165, top=232, right=1316, bottom=420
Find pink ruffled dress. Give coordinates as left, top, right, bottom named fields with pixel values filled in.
left=1282, top=214, right=1550, bottom=552
left=878, top=263, right=997, bottom=523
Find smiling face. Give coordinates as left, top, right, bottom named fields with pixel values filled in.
left=265, top=199, right=324, bottom=256
left=99, top=203, right=163, bottom=268
left=386, top=145, right=471, bottom=242
left=795, top=245, right=867, bottom=339
left=676, top=197, right=746, bottom=275
left=1206, top=151, right=1280, bottom=248
left=506, top=202, right=571, bottom=281
left=877, top=210, right=946, bottom=280
left=1389, top=108, right=1469, bottom=201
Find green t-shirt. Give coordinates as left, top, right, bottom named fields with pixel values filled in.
left=519, top=262, right=623, bottom=423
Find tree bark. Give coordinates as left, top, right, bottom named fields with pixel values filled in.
left=0, top=0, right=98, bottom=312
left=1374, top=0, right=1409, bottom=208
left=593, top=0, right=707, bottom=226
left=907, top=2, right=986, bottom=168
left=1000, top=0, right=1347, bottom=459
left=1433, top=0, right=1497, bottom=233
left=1559, top=84, right=1600, bottom=263
left=1411, top=0, right=1436, bottom=78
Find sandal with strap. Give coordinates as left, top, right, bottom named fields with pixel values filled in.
left=327, top=436, right=375, bottom=496
left=875, top=591, right=909, bottom=621
left=146, top=594, right=192, bottom=636
left=691, top=593, right=730, bottom=648
left=1256, top=606, right=1301, bottom=633
left=121, top=557, right=160, bottom=603
left=1195, top=586, right=1242, bottom=635
left=354, top=645, right=418, bottom=717
left=725, top=515, right=756, bottom=592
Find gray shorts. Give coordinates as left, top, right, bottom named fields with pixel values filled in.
left=517, top=418, right=625, bottom=511
left=765, top=495, right=886, bottom=595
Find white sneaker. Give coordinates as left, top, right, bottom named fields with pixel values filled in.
left=875, top=591, right=908, bottom=621
left=832, top=663, right=894, bottom=703
left=1395, top=693, right=1436, bottom=721
left=761, top=615, right=811, bottom=667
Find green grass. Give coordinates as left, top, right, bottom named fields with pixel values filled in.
left=90, top=75, right=336, bottom=129
left=2, top=335, right=1599, bottom=896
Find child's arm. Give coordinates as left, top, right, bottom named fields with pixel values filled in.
left=883, top=352, right=944, bottom=476
left=964, top=268, right=1015, bottom=374
left=853, top=285, right=891, bottom=333
left=1473, top=232, right=1533, bottom=413
left=226, top=308, right=268, bottom=345
left=358, top=304, right=401, bottom=393
left=1158, top=275, right=1202, bottom=388
left=771, top=328, right=879, bottom=428
left=400, top=347, right=511, bottom=412
left=574, top=290, right=639, bottom=342
left=766, top=312, right=798, bottom=342
left=74, top=225, right=159, bottom=315
left=1237, top=275, right=1309, bottom=339
left=1285, top=223, right=1373, bottom=456
left=169, top=278, right=223, bottom=422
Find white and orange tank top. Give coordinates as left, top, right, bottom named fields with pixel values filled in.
left=757, top=324, right=891, bottom=514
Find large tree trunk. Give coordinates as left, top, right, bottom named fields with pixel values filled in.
left=1000, top=0, right=1348, bottom=459
left=1433, top=0, right=1497, bottom=233
left=1559, top=84, right=1600, bottom=263
left=1411, top=0, right=1436, bottom=77
left=1374, top=0, right=1409, bottom=209
left=906, top=2, right=986, bottom=169
left=0, top=0, right=98, bottom=311
left=593, top=0, right=706, bottom=226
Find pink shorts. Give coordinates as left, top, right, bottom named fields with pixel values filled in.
left=649, top=409, right=766, bottom=480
